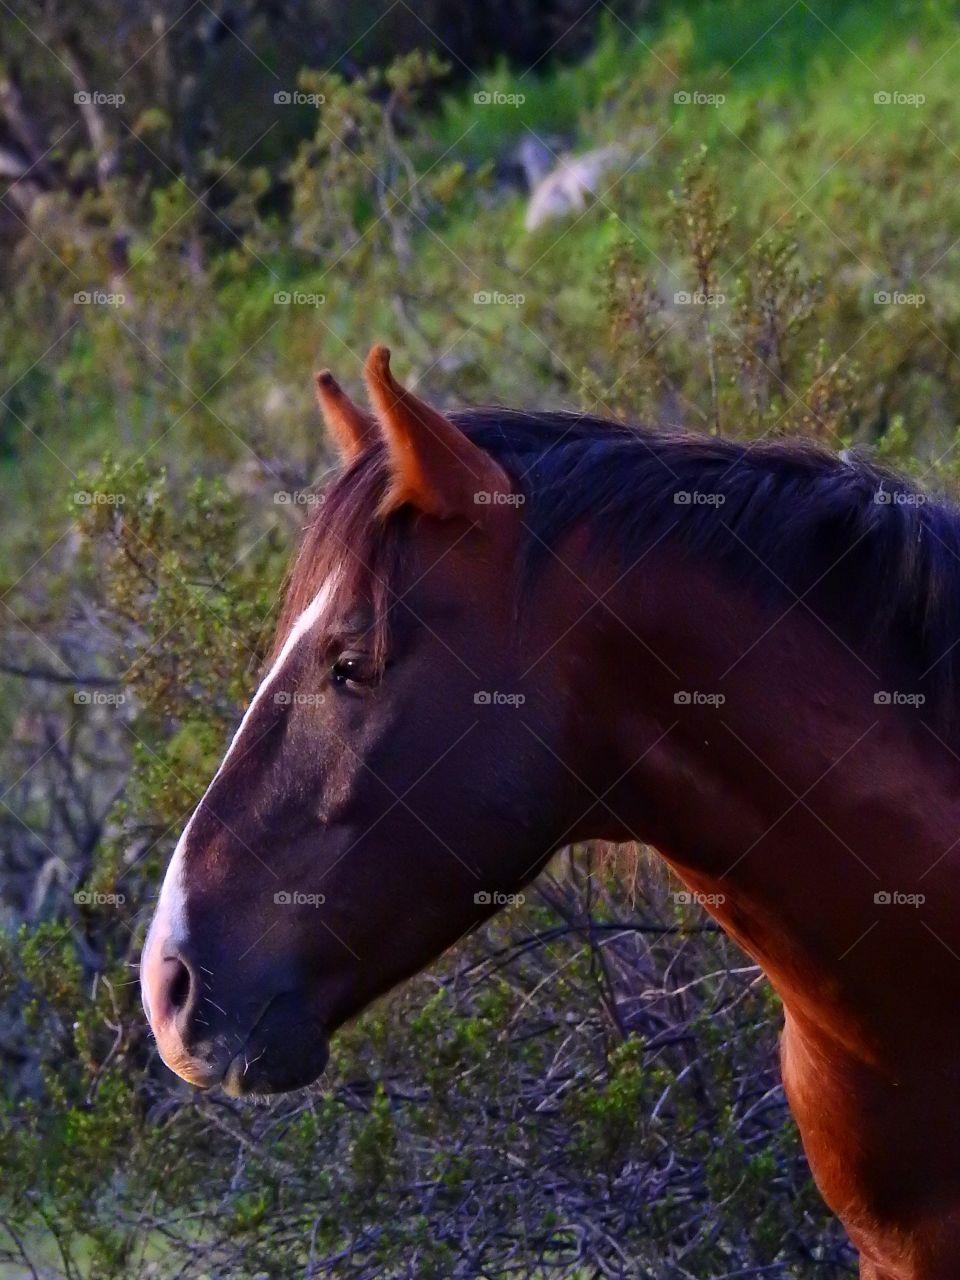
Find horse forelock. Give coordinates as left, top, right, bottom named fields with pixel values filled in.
left=269, top=444, right=402, bottom=671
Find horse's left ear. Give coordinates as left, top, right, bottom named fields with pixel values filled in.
left=364, top=344, right=513, bottom=524
left=315, top=370, right=377, bottom=463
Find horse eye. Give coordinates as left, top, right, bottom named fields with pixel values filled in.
left=330, top=652, right=378, bottom=688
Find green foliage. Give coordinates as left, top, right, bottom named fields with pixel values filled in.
left=287, top=52, right=455, bottom=262
left=5, top=1, right=960, bottom=1275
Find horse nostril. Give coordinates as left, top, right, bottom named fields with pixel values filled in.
left=145, top=945, right=198, bottom=1027
left=167, top=956, right=192, bottom=1013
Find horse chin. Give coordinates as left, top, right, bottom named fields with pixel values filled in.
left=220, top=993, right=330, bottom=1097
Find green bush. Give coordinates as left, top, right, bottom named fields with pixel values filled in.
left=4, top=4, right=959, bottom=1274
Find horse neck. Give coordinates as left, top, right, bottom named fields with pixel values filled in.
left=565, top=542, right=960, bottom=1058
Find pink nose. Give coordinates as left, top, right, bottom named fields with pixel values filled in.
left=141, top=929, right=223, bottom=1087
left=142, top=935, right=191, bottom=1024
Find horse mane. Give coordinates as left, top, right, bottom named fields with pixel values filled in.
left=272, top=409, right=960, bottom=724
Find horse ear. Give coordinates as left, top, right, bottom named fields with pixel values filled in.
left=314, top=370, right=377, bottom=463
left=363, top=345, right=512, bottom=524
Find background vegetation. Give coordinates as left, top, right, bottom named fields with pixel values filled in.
left=1, top=0, right=958, bottom=1275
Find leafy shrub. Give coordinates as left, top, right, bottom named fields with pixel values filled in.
left=4, top=5, right=960, bottom=1275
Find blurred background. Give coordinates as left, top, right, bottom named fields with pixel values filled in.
left=0, top=1, right=957, bottom=1275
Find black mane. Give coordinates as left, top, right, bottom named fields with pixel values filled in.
left=289, top=407, right=960, bottom=725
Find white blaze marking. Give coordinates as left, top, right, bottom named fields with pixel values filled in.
left=148, top=573, right=339, bottom=948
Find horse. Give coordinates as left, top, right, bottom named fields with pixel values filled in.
left=142, top=344, right=960, bottom=1279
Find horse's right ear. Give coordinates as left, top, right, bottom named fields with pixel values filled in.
left=314, top=370, right=377, bottom=463
left=364, top=345, right=512, bottom=526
